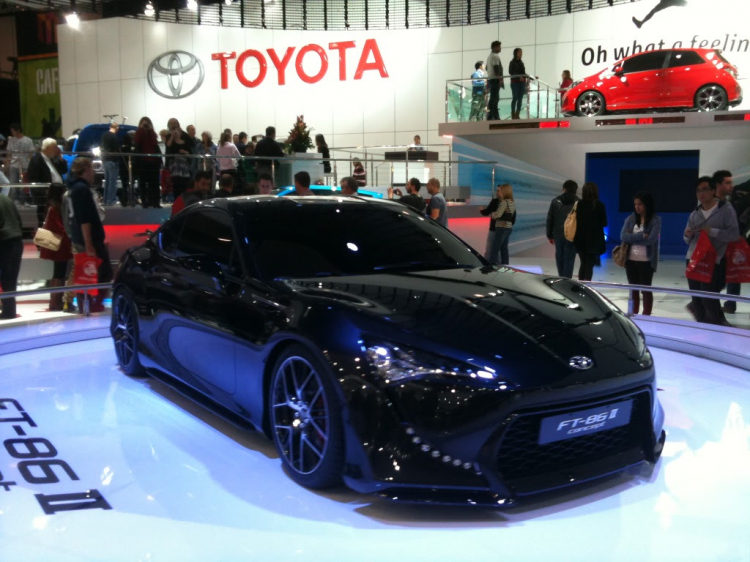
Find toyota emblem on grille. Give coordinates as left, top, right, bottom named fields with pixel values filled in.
left=147, top=51, right=205, bottom=99
left=569, top=356, right=593, bottom=370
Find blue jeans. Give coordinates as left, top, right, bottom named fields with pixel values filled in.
left=554, top=237, right=577, bottom=278
left=511, top=82, right=525, bottom=115
left=103, top=160, right=119, bottom=205
left=490, top=227, right=512, bottom=265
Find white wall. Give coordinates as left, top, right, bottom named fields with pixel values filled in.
left=57, top=0, right=750, bottom=146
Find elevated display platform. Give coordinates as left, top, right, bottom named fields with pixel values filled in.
left=439, top=110, right=750, bottom=184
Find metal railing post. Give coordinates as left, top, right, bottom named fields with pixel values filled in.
left=445, top=81, right=450, bottom=122
left=405, top=149, right=409, bottom=187
left=491, top=166, right=495, bottom=191
left=448, top=145, right=452, bottom=188
left=333, top=159, right=338, bottom=186
left=127, top=154, right=134, bottom=207
left=390, top=160, right=394, bottom=190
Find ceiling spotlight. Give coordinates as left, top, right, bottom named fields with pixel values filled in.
left=144, top=2, right=155, bottom=16
left=65, top=12, right=80, bottom=27
left=224, top=0, right=233, bottom=5
left=187, top=0, right=198, bottom=10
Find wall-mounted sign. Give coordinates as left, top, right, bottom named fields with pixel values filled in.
left=211, top=39, right=389, bottom=89
left=147, top=51, right=205, bottom=99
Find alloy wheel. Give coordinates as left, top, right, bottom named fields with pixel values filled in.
left=113, top=294, right=136, bottom=368
left=696, top=85, right=726, bottom=111
left=271, top=356, right=331, bottom=476
left=577, top=91, right=604, bottom=117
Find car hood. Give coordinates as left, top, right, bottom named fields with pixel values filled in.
left=281, top=267, right=647, bottom=386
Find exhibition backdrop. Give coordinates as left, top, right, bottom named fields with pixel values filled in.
left=57, top=0, right=750, bottom=148
left=17, top=11, right=62, bottom=139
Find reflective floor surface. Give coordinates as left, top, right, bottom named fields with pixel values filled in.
left=0, top=338, right=749, bottom=562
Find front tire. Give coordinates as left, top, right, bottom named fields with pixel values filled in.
left=694, top=85, right=727, bottom=111
left=111, top=289, right=146, bottom=377
left=269, top=344, right=344, bottom=489
left=576, top=91, right=606, bottom=117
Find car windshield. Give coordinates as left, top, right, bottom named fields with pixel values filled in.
left=242, top=200, right=485, bottom=281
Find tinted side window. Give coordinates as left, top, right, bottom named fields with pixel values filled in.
left=157, top=218, right=183, bottom=256
left=176, top=209, right=241, bottom=277
left=622, top=52, right=667, bottom=74
left=668, top=51, right=705, bottom=68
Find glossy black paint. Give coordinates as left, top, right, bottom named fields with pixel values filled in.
left=111, top=196, right=665, bottom=506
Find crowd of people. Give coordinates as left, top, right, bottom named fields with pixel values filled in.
left=2, top=115, right=748, bottom=324
left=469, top=40, right=573, bottom=121
left=537, top=170, right=747, bottom=324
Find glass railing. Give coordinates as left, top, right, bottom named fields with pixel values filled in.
left=445, top=76, right=563, bottom=122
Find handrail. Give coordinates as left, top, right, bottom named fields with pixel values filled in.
left=583, top=280, right=750, bottom=318
left=1, top=283, right=113, bottom=318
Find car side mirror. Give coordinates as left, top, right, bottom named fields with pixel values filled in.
left=131, top=247, right=152, bottom=263
left=613, top=67, right=624, bottom=76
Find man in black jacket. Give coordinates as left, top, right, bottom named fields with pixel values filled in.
left=546, top=180, right=579, bottom=278
left=27, top=138, right=68, bottom=227
left=254, top=126, right=285, bottom=180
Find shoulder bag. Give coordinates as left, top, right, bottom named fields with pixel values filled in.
left=564, top=201, right=578, bottom=242
left=34, top=227, right=63, bottom=252
left=612, top=242, right=629, bottom=267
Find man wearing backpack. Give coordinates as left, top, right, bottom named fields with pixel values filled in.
left=547, top=180, right=579, bottom=278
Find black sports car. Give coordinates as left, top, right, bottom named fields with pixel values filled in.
left=111, top=196, right=665, bottom=506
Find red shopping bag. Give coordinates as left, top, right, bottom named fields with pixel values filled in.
left=685, top=231, right=717, bottom=283
left=725, top=239, right=750, bottom=283
left=74, top=253, right=102, bottom=295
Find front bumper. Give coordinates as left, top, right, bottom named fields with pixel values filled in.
left=342, top=375, right=664, bottom=506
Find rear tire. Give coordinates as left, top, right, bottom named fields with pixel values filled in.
left=694, top=85, right=727, bottom=111
left=576, top=91, right=605, bottom=117
left=111, top=289, right=146, bottom=377
left=269, top=344, right=344, bottom=489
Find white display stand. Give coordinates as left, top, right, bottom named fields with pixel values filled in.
left=290, top=152, right=325, bottom=183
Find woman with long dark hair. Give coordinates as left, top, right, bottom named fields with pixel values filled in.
left=316, top=134, right=331, bottom=175
left=38, top=183, right=72, bottom=311
left=573, top=182, right=608, bottom=281
left=508, top=48, right=527, bottom=120
left=133, top=116, right=162, bottom=208
left=620, top=191, right=662, bottom=315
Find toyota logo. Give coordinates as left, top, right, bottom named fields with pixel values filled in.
left=147, top=51, right=205, bottom=99
left=569, top=356, right=593, bottom=370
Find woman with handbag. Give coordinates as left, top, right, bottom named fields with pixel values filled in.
left=479, top=185, right=501, bottom=261
left=36, top=183, right=72, bottom=311
left=684, top=176, right=739, bottom=325
left=620, top=191, right=661, bottom=315
left=489, top=183, right=516, bottom=265
left=573, top=182, right=607, bottom=281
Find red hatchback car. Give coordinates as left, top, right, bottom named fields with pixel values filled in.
left=562, top=49, right=742, bottom=117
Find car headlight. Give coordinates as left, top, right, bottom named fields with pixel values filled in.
left=91, top=146, right=101, bottom=157
left=364, top=342, right=498, bottom=384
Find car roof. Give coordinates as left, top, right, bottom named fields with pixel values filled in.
left=193, top=194, right=402, bottom=213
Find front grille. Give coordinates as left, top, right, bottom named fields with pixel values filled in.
left=496, top=390, right=651, bottom=481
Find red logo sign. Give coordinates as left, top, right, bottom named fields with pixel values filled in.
left=212, top=39, right=388, bottom=89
